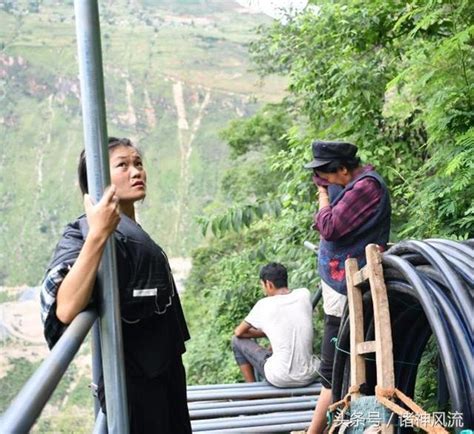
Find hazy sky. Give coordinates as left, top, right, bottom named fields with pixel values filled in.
left=234, top=0, right=309, bottom=20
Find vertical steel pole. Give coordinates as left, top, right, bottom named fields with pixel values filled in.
left=74, top=1, right=129, bottom=433
left=93, top=410, right=108, bottom=434
left=91, top=323, right=103, bottom=417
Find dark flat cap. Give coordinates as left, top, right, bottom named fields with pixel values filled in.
left=304, top=140, right=358, bottom=169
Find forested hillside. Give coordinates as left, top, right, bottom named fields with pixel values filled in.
left=0, top=0, right=284, bottom=286
left=182, top=0, right=473, bottom=395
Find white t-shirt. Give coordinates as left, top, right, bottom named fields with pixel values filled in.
left=245, top=287, right=320, bottom=387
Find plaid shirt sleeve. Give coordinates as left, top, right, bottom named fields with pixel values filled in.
left=40, top=263, right=71, bottom=348
left=314, top=177, right=382, bottom=241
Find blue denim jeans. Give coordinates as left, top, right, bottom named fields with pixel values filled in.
left=231, top=336, right=272, bottom=379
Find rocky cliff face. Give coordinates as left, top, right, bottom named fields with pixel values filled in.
left=0, top=0, right=285, bottom=286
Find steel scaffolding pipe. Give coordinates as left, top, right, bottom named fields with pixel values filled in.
left=188, top=395, right=317, bottom=410
left=187, top=383, right=321, bottom=402
left=199, top=421, right=312, bottom=433
left=92, top=410, right=107, bottom=434
left=188, top=383, right=295, bottom=394
left=191, top=410, right=314, bottom=431
left=0, top=310, right=97, bottom=433
left=91, top=323, right=103, bottom=417
left=74, top=1, right=129, bottom=432
left=303, top=240, right=319, bottom=254
left=303, top=241, right=322, bottom=307
left=190, top=398, right=318, bottom=419
left=188, top=381, right=276, bottom=391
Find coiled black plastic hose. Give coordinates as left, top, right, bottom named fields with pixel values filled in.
left=331, top=239, right=473, bottom=431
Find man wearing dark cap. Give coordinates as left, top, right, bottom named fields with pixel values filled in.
left=305, top=140, right=391, bottom=434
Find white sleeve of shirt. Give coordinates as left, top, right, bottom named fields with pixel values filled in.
left=293, top=287, right=311, bottom=303
left=299, top=287, right=311, bottom=298
left=244, top=299, right=266, bottom=330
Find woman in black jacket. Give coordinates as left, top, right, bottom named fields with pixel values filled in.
left=40, top=137, right=191, bottom=434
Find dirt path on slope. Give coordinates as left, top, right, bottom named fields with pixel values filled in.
left=172, top=81, right=211, bottom=241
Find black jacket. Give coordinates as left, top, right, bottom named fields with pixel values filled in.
left=46, top=213, right=190, bottom=378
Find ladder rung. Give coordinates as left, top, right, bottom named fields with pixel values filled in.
left=353, top=267, right=370, bottom=286
left=357, top=341, right=376, bottom=355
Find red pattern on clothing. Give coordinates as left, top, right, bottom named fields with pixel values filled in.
left=329, top=258, right=345, bottom=281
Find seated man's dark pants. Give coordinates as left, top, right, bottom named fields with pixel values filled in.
left=231, top=335, right=272, bottom=379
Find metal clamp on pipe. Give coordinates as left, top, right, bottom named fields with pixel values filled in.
left=90, top=382, right=99, bottom=398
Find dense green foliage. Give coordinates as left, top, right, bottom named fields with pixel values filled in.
left=0, top=357, right=41, bottom=413
left=0, top=354, right=94, bottom=431
left=182, top=0, right=473, bottom=397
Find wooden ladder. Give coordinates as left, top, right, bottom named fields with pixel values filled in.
left=345, top=243, right=394, bottom=434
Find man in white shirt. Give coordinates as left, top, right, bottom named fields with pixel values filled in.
left=232, top=262, right=320, bottom=387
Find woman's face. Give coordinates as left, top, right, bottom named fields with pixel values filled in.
left=109, top=145, right=147, bottom=204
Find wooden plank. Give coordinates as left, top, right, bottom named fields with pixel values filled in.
left=356, top=341, right=376, bottom=355
left=345, top=258, right=366, bottom=397
left=365, top=244, right=395, bottom=390
left=353, top=267, right=370, bottom=286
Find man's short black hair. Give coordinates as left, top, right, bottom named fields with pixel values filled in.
left=259, top=262, right=288, bottom=289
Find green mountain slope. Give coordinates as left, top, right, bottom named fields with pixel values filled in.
left=0, top=0, right=285, bottom=285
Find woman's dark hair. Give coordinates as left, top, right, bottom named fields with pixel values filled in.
left=259, top=262, right=288, bottom=289
left=78, top=137, right=138, bottom=195
left=315, top=157, right=361, bottom=174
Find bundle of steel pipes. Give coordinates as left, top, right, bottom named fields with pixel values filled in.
left=188, top=382, right=321, bottom=432
left=332, top=239, right=473, bottom=430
